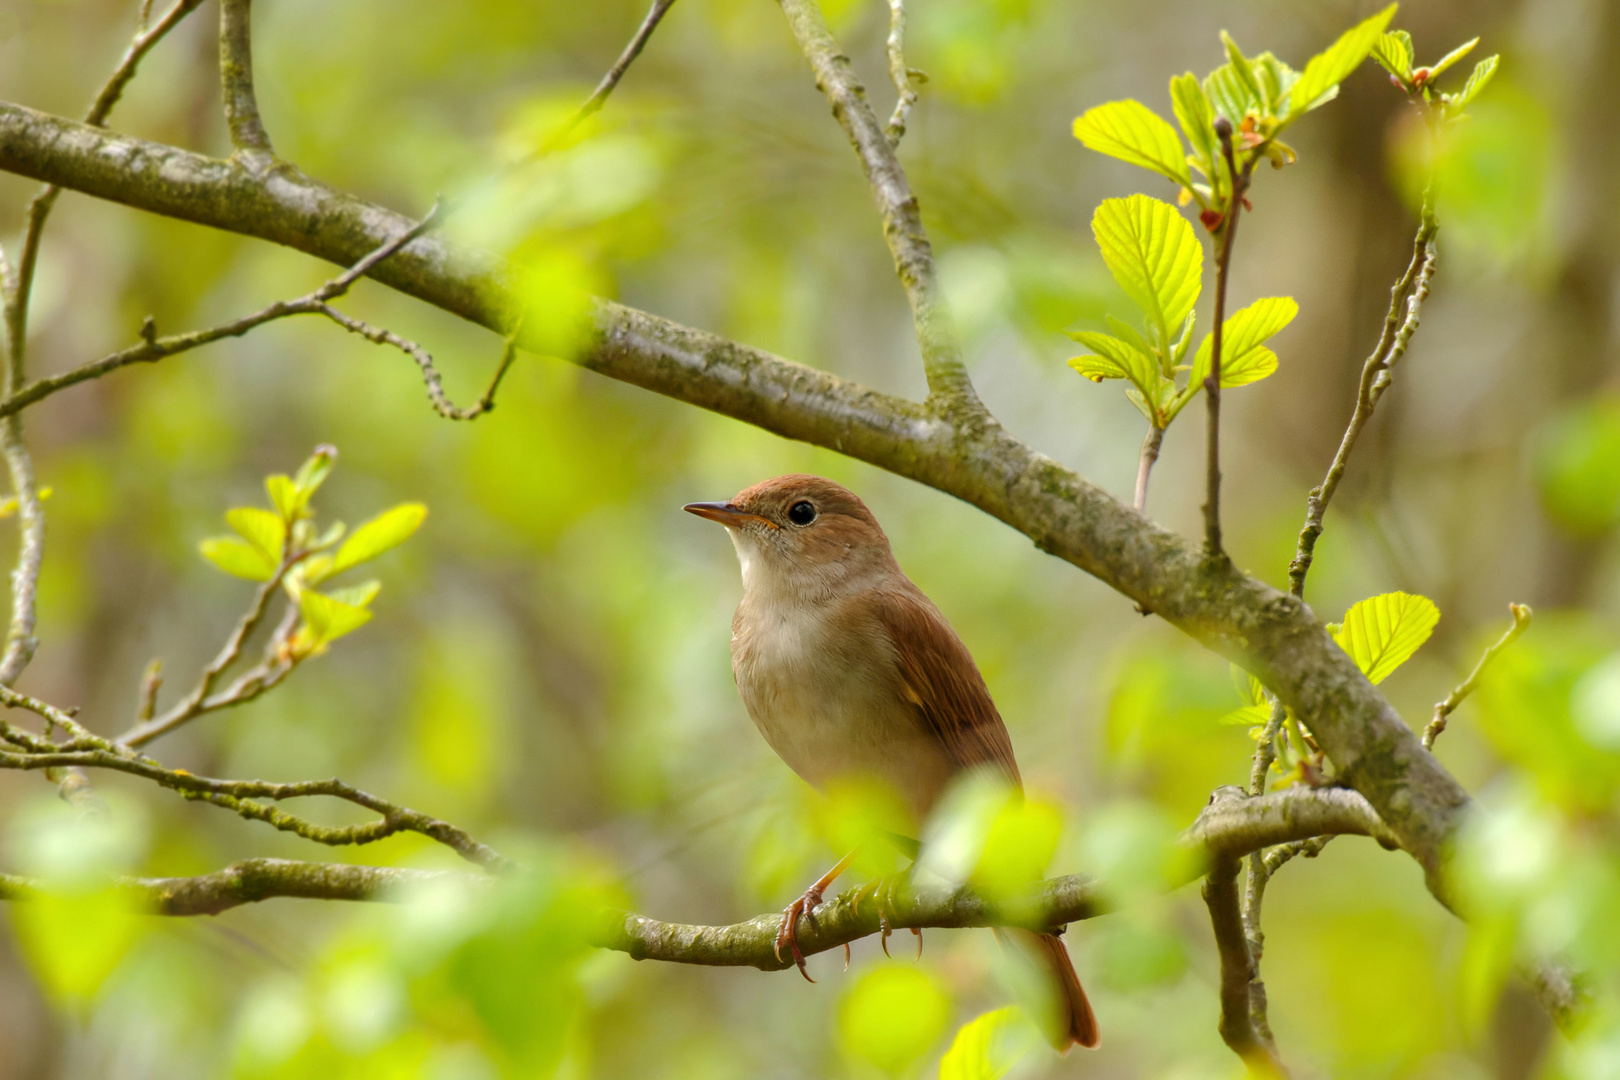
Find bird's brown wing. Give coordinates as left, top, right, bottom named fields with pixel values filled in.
left=873, top=585, right=1022, bottom=788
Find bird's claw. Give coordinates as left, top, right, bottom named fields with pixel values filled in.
left=852, top=875, right=920, bottom=960
left=774, top=884, right=826, bottom=983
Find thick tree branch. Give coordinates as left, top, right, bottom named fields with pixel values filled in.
left=776, top=0, right=981, bottom=414
left=0, top=101, right=1475, bottom=902
left=1204, top=853, right=1288, bottom=1077
left=0, top=858, right=479, bottom=915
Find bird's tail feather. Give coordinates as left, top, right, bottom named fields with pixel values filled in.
left=995, top=927, right=1099, bottom=1051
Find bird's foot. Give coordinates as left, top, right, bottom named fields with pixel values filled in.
left=853, top=875, right=921, bottom=960
left=774, top=883, right=828, bottom=983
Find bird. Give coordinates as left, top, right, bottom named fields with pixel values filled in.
left=684, top=473, right=1098, bottom=1051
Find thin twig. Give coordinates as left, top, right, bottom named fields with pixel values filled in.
left=883, top=0, right=922, bottom=146
left=1288, top=188, right=1439, bottom=598
left=0, top=203, right=517, bottom=424
left=536, top=0, right=679, bottom=157
left=1202, top=120, right=1251, bottom=556
left=1424, top=603, right=1531, bottom=749
left=219, top=0, right=273, bottom=156
left=1134, top=425, right=1165, bottom=513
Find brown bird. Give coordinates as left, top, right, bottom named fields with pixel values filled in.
left=685, top=474, right=1098, bottom=1051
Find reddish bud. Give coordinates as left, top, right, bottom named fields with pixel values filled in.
left=1199, top=208, right=1225, bottom=232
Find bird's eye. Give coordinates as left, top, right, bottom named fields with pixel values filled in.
left=787, top=501, right=816, bottom=526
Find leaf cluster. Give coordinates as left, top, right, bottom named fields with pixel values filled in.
left=1370, top=31, right=1498, bottom=121
left=1073, top=5, right=1397, bottom=214
left=1065, top=195, right=1295, bottom=430
left=198, top=446, right=427, bottom=659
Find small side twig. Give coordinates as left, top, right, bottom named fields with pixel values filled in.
left=1134, top=425, right=1165, bottom=513
left=1424, top=603, right=1531, bottom=749
left=883, top=0, right=922, bottom=145
left=1288, top=187, right=1439, bottom=598
left=536, top=0, right=679, bottom=157
left=1202, top=119, right=1253, bottom=556
left=219, top=0, right=273, bottom=158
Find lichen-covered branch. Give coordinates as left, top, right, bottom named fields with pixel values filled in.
left=0, top=858, right=480, bottom=916
left=1204, top=853, right=1288, bottom=1077
left=0, top=100, right=1476, bottom=904
left=219, top=0, right=273, bottom=157
left=601, top=786, right=1394, bottom=970
left=882, top=0, right=921, bottom=145
left=776, top=0, right=980, bottom=414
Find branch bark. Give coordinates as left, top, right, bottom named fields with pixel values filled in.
left=0, top=100, right=1473, bottom=901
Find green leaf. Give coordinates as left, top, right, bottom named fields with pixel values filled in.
left=298, top=588, right=374, bottom=645
left=1334, top=591, right=1440, bottom=684
left=939, top=1007, right=1040, bottom=1080
left=1190, top=296, right=1298, bottom=388
left=292, top=444, right=337, bottom=500
left=226, top=507, right=286, bottom=563
left=1068, top=333, right=1162, bottom=407
left=1287, top=4, right=1397, bottom=118
left=1204, top=62, right=1259, bottom=126
left=1371, top=30, right=1414, bottom=79
left=326, top=580, right=381, bottom=609
left=329, top=503, right=427, bottom=576
left=1072, top=100, right=1191, bottom=186
left=1230, top=663, right=1264, bottom=707
left=1253, top=52, right=1302, bottom=113
left=199, top=537, right=277, bottom=581
left=1091, top=195, right=1203, bottom=348
left=265, top=475, right=300, bottom=521
left=1218, top=703, right=1272, bottom=727
left=1220, top=31, right=1264, bottom=110
left=1104, top=314, right=1157, bottom=363
left=1447, top=54, right=1498, bottom=115
left=1429, top=36, right=1479, bottom=79
left=1170, top=73, right=1218, bottom=179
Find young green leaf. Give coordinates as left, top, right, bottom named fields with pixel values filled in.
left=292, top=445, right=337, bottom=501
left=1203, top=63, right=1259, bottom=127
left=1286, top=4, right=1398, bottom=119
left=939, top=1007, right=1039, bottom=1080
left=1253, top=52, right=1302, bottom=113
left=199, top=537, right=277, bottom=582
left=1334, top=591, right=1440, bottom=684
left=325, top=580, right=381, bottom=609
left=1169, top=73, right=1219, bottom=179
left=328, top=503, right=428, bottom=576
left=1447, top=54, right=1498, bottom=115
left=1104, top=314, right=1158, bottom=362
left=1091, top=195, right=1203, bottom=348
left=1230, top=663, right=1265, bottom=708
left=1189, top=296, right=1299, bottom=388
left=1220, top=32, right=1264, bottom=109
left=1371, top=30, right=1414, bottom=79
left=298, top=588, right=374, bottom=645
left=265, top=475, right=301, bottom=521
left=1218, top=703, right=1273, bottom=727
left=1067, top=332, right=1161, bottom=402
left=1072, top=100, right=1191, bottom=187
left=225, top=507, right=286, bottom=564
left=1429, top=36, right=1479, bottom=79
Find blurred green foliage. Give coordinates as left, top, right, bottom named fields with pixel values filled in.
left=0, top=0, right=1615, bottom=1078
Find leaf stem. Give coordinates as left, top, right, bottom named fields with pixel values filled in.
left=1134, top=425, right=1164, bottom=513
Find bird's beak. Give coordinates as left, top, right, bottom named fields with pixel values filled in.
left=683, top=502, right=778, bottom=529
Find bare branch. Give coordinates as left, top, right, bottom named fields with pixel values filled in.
left=219, top=0, right=273, bottom=157
left=1424, top=603, right=1532, bottom=749
left=883, top=0, right=922, bottom=145
left=1288, top=192, right=1439, bottom=598
left=0, top=858, right=481, bottom=916
left=776, top=0, right=981, bottom=414
left=1201, top=121, right=1253, bottom=557
left=1204, top=854, right=1289, bottom=1077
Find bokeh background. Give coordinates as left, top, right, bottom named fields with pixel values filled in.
left=0, top=0, right=1617, bottom=1076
